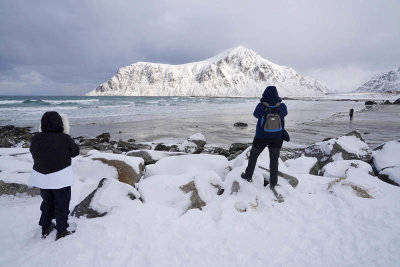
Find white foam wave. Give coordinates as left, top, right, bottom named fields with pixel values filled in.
left=45, top=99, right=100, bottom=105
left=0, top=100, right=24, bottom=105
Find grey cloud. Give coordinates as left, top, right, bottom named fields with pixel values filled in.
left=0, top=0, right=399, bottom=95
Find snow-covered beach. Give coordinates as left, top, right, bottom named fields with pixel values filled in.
left=1, top=95, right=400, bottom=267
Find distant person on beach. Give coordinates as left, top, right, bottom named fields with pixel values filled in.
left=349, top=108, right=354, bottom=120
left=241, top=86, right=288, bottom=189
left=29, top=111, right=79, bottom=240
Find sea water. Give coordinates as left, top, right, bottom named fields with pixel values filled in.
left=1, top=95, right=398, bottom=146
left=0, top=96, right=258, bottom=126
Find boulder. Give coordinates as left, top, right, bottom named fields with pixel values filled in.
left=378, top=167, right=400, bottom=186
left=0, top=180, right=40, bottom=197
left=321, top=160, right=374, bottom=178
left=305, top=131, right=371, bottom=168
left=393, top=98, right=400, bottom=105
left=92, top=157, right=145, bottom=186
left=71, top=178, right=141, bottom=219
left=383, top=100, right=392, bottom=105
left=154, top=143, right=171, bottom=151
left=178, top=133, right=206, bottom=154
left=187, top=133, right=206, bottom=148
left=96, top=132, right=110, bottom=143
left=227, top=151, right=242, bottom=161
left=93, top=143, right=114, bottom=151
left=180, top=140, right=203, bottom=154
left=0, top=125, right=32, bottom=148
left=127, top=150, right=157, bottom=165
left=126, top=150, right=185, bottom=165
left=234, top=122, right=248, bottom=128
left=202, top=147, right=230, bottom=157
left=284, top=156, right=319, bottom=175
left=179, top=171, right=224, bottom=212
left=80, top=138, right=96, bottom=147
left=365, top=100, right=377, bottom=105
left=372, top=139, right=400, bottom=186
left=280, top=148, right=305, bottom=161
left=229, top=143, right=250, bottom=154
left=116, top=141, right=151, bottom=152
left=0, top=138, right=12, bottom=148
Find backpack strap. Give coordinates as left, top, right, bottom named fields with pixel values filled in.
left=262, top=102, right=281, bottom=111
left=262, top=102, right=270, bottom=112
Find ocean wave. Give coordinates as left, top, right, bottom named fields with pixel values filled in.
left=22, top=99, right=51, bottom=105
left=0, top=100, right=24, bottom=105
left=45, top=99, right=100, bottom=105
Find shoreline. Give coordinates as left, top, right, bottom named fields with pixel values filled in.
left=70, top=104, right=400, bottom=148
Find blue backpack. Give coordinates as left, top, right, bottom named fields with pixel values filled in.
left=260, top=102, right=282, bottom=134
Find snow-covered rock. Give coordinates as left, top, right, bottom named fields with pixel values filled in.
left=305, top=131, right=371, bottom=168
left=145, top=154, right=228, bottom=178
left=73, top=150, right=145, bottom=186
left=178, top=133, right=206, bottom=153
left=126, top=150, right=184, bottom=165
left=0, top=180, right=39, bottom=197
left=180, top=171, right=224, bottom=212
left=71, top=178, right=141, bottom=219
left=321, top=160, right=374, bottom=178
left=372, top=140, right=400, bottom=186
left=356, top=67, right=400, bottom=93
left=87, top=46, right=331, bottom=97
left=285, top=156, right=319, bottom=175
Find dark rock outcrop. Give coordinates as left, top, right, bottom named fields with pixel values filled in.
left=229, top=143, right=250, bottom=154
left=305, top=131, right=371, bottom=168
left=234, top=122, right=248, bottom=128
left=365, top=100, right=377, bottom=105
left=96, top=133, right=110, bottom=143
left=0, top=180, right=40, bottom=196
left=0, top=125, right=32, bottom=148
left=71, top=178, right=141, bottom=219
left=202, top=147, right=230, bottom=157
left=126, top=150, right=157, bottom=165
left=372, top=139, right=400, bottom=186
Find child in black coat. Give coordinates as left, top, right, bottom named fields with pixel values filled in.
left=29, top=111, right=79, bottom=240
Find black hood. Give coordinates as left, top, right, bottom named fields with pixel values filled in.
left=260, top=86, right=282, bottom=105
left=41, top=111, right=64, bottom=133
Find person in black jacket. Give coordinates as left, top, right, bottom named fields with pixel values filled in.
left=29, top=111, right=79, bottom=240
left=241, top=86, right=288, bottom=189
left=349, top=108, right=354, bottom=120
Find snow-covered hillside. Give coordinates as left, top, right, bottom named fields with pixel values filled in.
left=87, top=46, right=331, bottom=97
left=356, top=67, right=400, bottom=93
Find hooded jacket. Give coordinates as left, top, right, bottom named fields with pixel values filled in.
left=253, top=86, right=288, bottom=139
left=29, top=111, right=79, bottom=189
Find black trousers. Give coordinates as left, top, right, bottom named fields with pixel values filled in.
left=39, top=186, right=71, bottom=233
left=244, top=137, right=283, bottom=187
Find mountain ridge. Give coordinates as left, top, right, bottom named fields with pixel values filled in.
left=87, top=46, right=331, bottom=97
left=355, top=67, right=400, bottom=93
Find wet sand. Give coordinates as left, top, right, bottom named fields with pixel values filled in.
left=71, top=103, right=400, bottom=148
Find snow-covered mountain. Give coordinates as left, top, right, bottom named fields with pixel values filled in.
left=355, top=67, right=400, bottom=93
left=87, top=46, right=331, bottom=97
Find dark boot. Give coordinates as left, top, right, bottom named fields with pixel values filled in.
left=55, top=230, right=73, bottom=240
left=241, top=172, right=252, bottom=182
left=41, top=222, right=56, bottom=239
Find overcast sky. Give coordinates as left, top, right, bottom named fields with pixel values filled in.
left=0, top=0, right=399, bottom=95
